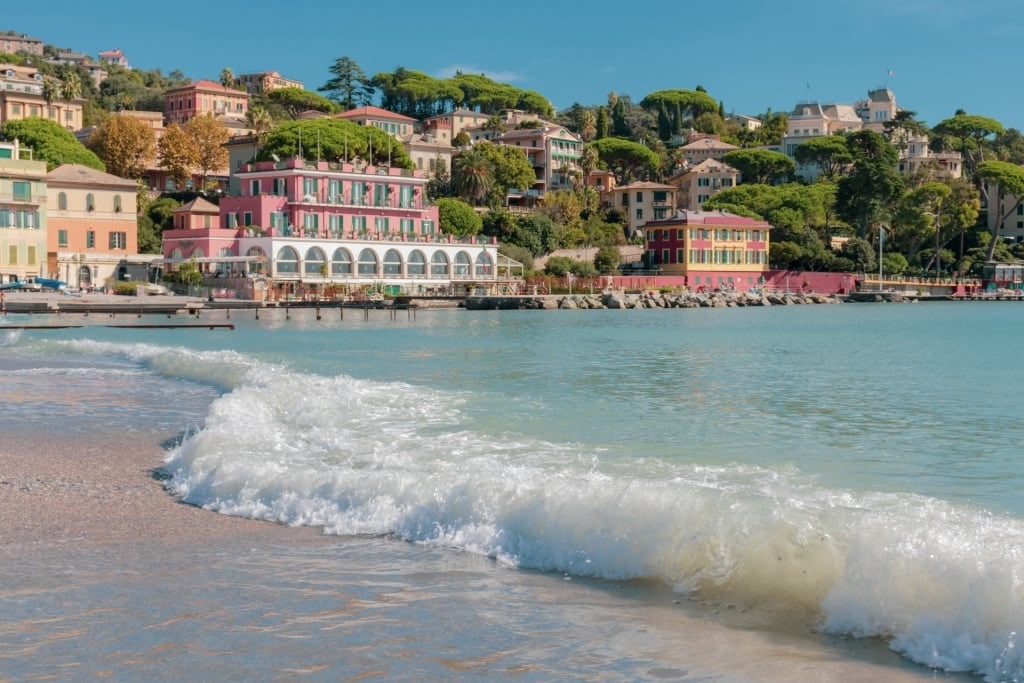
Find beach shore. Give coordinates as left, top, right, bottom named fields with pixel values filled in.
left=0, top=434, right=974, bottom=682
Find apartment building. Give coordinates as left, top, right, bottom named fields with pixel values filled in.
left=0, top=63, right=84, bottom=130
left=164, top=80, right=249, bottom=126
left=0, top=139, right=47, bottom=283
left=236, top=71, right=304, bottom=95
left=669, top=159, right=739, bottom=211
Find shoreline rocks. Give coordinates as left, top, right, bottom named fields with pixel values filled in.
left=467, top=291, right=844, bottom=310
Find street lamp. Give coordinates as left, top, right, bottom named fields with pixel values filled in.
left=923, top=210, right=941, bottom=282
left=877, top=224, right=889, bottom=292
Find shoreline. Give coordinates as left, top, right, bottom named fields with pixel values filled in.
left=0, top=433, right=972, bottom=682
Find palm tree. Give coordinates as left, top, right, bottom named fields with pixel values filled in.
left=41, top=78, right=59, bottom=125
left=220, top=67, right=235, bottom=88
left=59, top=71, right=82, bottom=130
left=245, top=106, right=274, bottom=161
left=452, top=149, right=495, bottom=205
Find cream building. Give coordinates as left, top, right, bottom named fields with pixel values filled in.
left=0, top=63, right=85, bottom=130
left=669, top=159, right=739, bottom=211
left=236, top=71, right=304, bottom=95
left=679, top=136, right=739, bottom=167
left=400, top=132, right=454, bottom=178
left=0, top=140, right=47, bottom=283
left=46, top=164, right=139, bottom=289
left=603, top=181, right=676, bottom=236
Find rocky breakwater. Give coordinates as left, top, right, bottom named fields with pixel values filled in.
left=466, top=291, right=842, bottom=310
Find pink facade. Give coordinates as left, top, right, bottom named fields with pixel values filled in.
left=218, top=158, right=439, bottom=238
left=164, top=80, right=249, bottom=126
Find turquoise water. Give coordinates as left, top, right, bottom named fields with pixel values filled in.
left=1, top=302, right=1022, bottom=681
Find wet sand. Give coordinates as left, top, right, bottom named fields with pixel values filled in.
left=0, top=435, right=974, bottom=682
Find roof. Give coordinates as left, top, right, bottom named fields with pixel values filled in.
left=609, top=181, right=676, bottom=191
left=680, top=138, right=738, bottom=151
left=165, top=80, right=248, bottom=95
left=172, top=197, right=220, bottom=214
left=335, top=106, right=416, bottom=123
left=687, top=158, right=739, bottom=174
left=46, top=164, right=138, bottom=189
left=646, top=209, right=771, bottom=228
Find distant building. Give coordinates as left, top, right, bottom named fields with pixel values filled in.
left=164, top=80, right=249, bottom=126
left=726, top=114, right=762, bottom=131
left=603, top=182, right=677, bottom=236
left=400, top=132, right=454, bottom=178
left=0, top=63, right=85, bottom=130
left=586, top=169, right=616, bottom=194
left=668, top=159, right=739, bottom=211
left=236, top=71, right=303, bottom=95
left=0, top=139, right=47, bottom=283
left=678, top=135, right=738, bottom=166
left=46, top=164, right=139, bottom=288
left=422, top=109, right=491, bottom=144
left=98, top=48, right=129, bottom=69
left=643, top=209, right=772, bottom=291
left=334, top=106, right=416, bottom=137
left=495, top=123, right=583, bottom=201
left=0, top=32, right=43, bottom=56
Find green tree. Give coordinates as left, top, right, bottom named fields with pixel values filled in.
left=794, top=136, right=853, bottom=180
left=245, top=106, right=274, bottom=160
left=977, top=160, right=1024, bottom=261
left=589, top=137, right=659, bottom=183
left=933, top=113, right=1004, bottom=181
left=639, top=89, right=719, bottom=130
left=219, top=67, right=235, bottom=88
left=835, top=130, right=903, bottom=238
left=436, top=197, right=482, bottom=236
left=265, top=88, right=340, bottom=118
left=0, top=118, right=104, bottom=170
left=451, top=148, right=495, bottom=205
left=594, top=245, right=621, bottom=274
left=319, top=56, right=374, bottom=110
left=595, top=107, right=609, bottom=140
left=60, top=70, right=82, bottom=125
left=474, top=141, right=537, bottom=199
left=259, top=118, right=412, bottom=168
left=86, top=113, right=156, bottom=178
left=721, top=149, right=795, bottom=185
left=184, top=114, right=229, bottom=191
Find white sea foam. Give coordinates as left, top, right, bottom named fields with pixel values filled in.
left=154, top=357, right=1024, bottom=680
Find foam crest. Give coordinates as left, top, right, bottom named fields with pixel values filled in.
left=162, top=367, right=1024, bottom=679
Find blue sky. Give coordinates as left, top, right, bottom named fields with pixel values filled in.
left=6, top=0, right=1022, bottom=130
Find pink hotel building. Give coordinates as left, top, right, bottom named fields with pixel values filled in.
left=161, top=157, right=500, bottom=292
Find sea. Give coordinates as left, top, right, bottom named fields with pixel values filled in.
left=1, top=301, right=1022, bottom=682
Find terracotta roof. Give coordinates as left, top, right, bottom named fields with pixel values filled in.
left=646, top=209, right=771, bottom=228
left=172, top=197, right=220, bottom=214
left=46, top=164, right=138, bottom=188
left=680, top=138, right=738, bottom=151
left=165, top=80, right=248, bottom=95
left=335, top=106, right=416, bottom=123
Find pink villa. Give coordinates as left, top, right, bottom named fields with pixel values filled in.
left=643, top=210, right=772, bottom=292
left=164, top=80, right=249, bottom=126
left=161, top=157, right=505, bottom=298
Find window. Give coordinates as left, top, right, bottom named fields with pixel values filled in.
left=13, top=181, right=30, bottom=201
left=27, top=245, right=35, bottom=265
left=698, top=177, right=710, bottom=187
left=352, top=216, right=367, bottom=233
left=86, top=231, right=95, bottom=248
left=636, top=208, right=643, bottom=221
left=58, top=229, right=68, bottom=247
left=329, top=214, right=343, bottom=232
left=374, top=216, right=389, bottom=232
left=226, top=213, right=238, bottom=228
left=250, top=179, right=260, bottom=195
left=400, top=218, right=414, bottom=233
left=661, top=249, right=670, bottom=264
left=302, top=214, right=319, bottom=230
left=636, top=191, right=643, bottom=202
left=114, top=195, right=122, bottom=213
left=677, top=230, right=684, bottom=240
left=302, top=178, right=318, bottom=198
left=86, top=193, right=95, bottom=211
left=661, top=229, right=669, bottom=240
left=273, top=178, right=286, bottom=196
left=57, top=192, right=67, bottom=210
left=203, top=215, right=211, bottom=228
left=676, top=249, right=684, bottom=263
left=109, top=232, right=127, bottom=249
left=421, top=219, right=435, bottom=235
left=7, top=245, right=16, bottom=265
left=269, top=212, right=286, bottom=229
left=243, top=212, right=253, bottom=226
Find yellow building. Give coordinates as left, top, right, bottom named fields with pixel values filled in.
left=46, top=164, right=139, bottom=289
left=0, top=140, right=47, bottom=283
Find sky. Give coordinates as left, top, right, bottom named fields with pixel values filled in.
left=6, top=0, right=1023, bottom=130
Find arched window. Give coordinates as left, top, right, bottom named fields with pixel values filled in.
left=246, top=246, right=266, bottom=258
left=169, top=248, right=184, bottom=259
left=475, top=252, right=493, bottom=277
left=430, top=251, right=449, bottom=278
left=382, top=249, right=402, bottom=275
left=454, top=251, right=472, bottom=277
left=86, top=193, right=95, bottom=211
left=357, top=248, right=378, bottom=276
left=276, top=246, right=299, bottom=274
left=113, top=195, right=122, bottom=213
left=304, top=247, right=327, bottom=276
left=246, top=246, right=267, bottom=275
left=407, top=250, right=426, bottom=277
left=331, top=247, right=353, bottom=276
left=58, top=192, right=67, bottom=210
